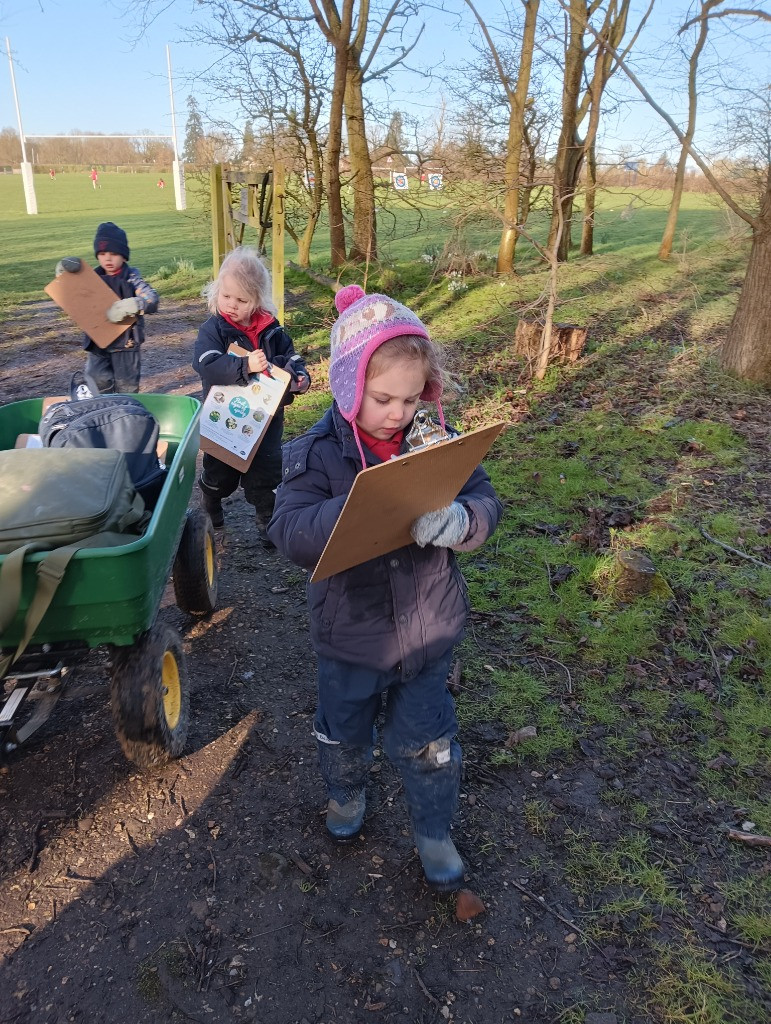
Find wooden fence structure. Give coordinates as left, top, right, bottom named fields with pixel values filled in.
left=210, top=163, right=285, bottom=323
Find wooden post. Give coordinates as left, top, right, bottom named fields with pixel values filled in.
left=271, top=162, right=285, bottom=325
left=210, top=163, right=226, bottom=275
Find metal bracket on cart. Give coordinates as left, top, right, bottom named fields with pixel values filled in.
left=0, top=662, right=68, bottom=756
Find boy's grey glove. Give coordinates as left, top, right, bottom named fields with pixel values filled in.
left=55, top=257, right=82, bottom=276
left=289, top=371, right=311, bottom=395
left=410, top=502, right=469, bottom=548
left=107, top=297, right=141, bottom=322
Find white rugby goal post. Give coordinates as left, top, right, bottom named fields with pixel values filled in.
left=5, top=40, right=187, bottom=214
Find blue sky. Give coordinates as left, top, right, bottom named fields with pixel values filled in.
left=1, top=0, right=768, bottom=162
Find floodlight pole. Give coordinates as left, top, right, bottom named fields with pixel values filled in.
left=5, top=36, right=37, bottom=215
left=166, top=44, right=187, bottom=211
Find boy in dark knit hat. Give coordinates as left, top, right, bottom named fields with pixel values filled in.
left=54, top=221, right=159, bottom=393
left=268, top=285, right=503, bottom=893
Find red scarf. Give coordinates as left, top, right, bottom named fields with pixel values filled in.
left=222, top=309, right=275, bottom=349
left=357, top=426, right=404, bottom=462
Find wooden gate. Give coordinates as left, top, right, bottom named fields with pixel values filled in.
left=210, top=163, right=285, bottom=323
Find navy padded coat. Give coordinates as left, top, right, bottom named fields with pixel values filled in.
left=268, top=404, right=503, bottom=680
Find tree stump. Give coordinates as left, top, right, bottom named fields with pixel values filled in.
left=615, top=550, right=657, bottom=602
left=515, top=321, right=588, bottom=366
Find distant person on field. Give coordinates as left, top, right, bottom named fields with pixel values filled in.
left=192, top=246, right=311, bottom=545
left=90, top=167, right=99, bottom=189
left=157, top=177, right=165, bottom=189
left=54, top=221, right=159, bottom=394
left=267, top=285, right=503, bottom=893
left=49, top=168, right=56, bottom=180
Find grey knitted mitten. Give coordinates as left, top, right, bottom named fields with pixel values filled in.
left=410, top=502, right=469, bottom=548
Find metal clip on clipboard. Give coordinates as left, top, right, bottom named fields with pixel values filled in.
left=404, top=410, right=452, bottom=452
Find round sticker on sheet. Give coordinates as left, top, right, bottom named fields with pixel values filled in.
left=393, top=173, right=409, bottom=191
left=228, top=396, right=250, bottom=418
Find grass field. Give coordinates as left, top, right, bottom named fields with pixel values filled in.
left=2, top=170, right=769, bottom=1022
left=0, top=171, right=735, bottom=307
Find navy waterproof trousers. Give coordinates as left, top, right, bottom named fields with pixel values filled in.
left=314, top=649, right=462, bottom=840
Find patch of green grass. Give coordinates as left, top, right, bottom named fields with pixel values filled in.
left=564, top=832, right=685, bottom=912
left=638, top=942, right=765, bottom=1024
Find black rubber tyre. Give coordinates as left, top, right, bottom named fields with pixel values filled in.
left=110, top=623, right=190, bottom=768
left=173, top=508, right=218, bottom=615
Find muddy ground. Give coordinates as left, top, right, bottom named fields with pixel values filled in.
left=0, top=300, right=767, bottom=1024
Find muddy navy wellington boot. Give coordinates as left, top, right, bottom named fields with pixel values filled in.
left=251, top=492, right=276, bottom=549
left=199, top=486, right=224, bottom=528
left=325, top=791, right=366, bottom=843
left=414, top=834, right=465, bottom=893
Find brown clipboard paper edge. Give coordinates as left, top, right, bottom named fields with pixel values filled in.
left=199, top=356, right=291, bottom=472
left=44, top=262, right=135, bottom=349
left=310, top=421, right=505, bottom=583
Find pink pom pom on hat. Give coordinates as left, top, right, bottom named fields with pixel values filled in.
left=329, top=284, right=442, bottom=422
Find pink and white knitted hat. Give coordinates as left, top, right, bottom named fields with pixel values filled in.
left=329, top=284, right=442, bottom=422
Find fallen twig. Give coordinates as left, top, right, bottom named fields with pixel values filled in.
left=412, top=966, right=441, bottom=1008
left=287, top=260, right=341, bottom=292
left=508, top=880, right=610, bottom=962
left=727, top=829, right=771, bottom=848
left=700, top=528, right=771, bottom=570
left=207, top=846, right=217, bottom=890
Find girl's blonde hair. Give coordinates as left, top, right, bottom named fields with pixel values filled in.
left=366, top=334, right=445, bottom=393
left=203, top=246, right=277, bottom=317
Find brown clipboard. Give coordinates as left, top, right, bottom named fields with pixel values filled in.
left=44, top=261, right=135, bottom=349
left=199, top=346, right=291, bottom=471
left=311, top=421, right=505, bottom=583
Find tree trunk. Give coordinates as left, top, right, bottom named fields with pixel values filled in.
left=344, top=62, right=377, bottom=263
left=658, top=145, right=689, bottom=261
left=720, top=176, right=771, bottom=384
left=658, top=1, right=715, bottom=261
left=296, top=209, right=320, bottom=267
left=547, top=0, right=586, bottom=262
left=495, top=0, right=539, bottom=275
left=326, top=33, right=348, bottom=268
left=580, top=139, right=597, bottom=255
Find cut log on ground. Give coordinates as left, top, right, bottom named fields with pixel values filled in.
left=615, top=550, right=657, bottom=602
left=515, top=321, right=588, bottom=366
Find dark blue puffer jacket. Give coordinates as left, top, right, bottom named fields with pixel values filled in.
left=192, top=312, right=309, bottom=406
left=267, top=404, right=503, bottom=680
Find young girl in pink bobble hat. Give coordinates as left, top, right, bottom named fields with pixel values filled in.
left=267, top=284, right=502, bottom=892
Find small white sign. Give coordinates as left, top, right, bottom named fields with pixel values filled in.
left=393, top=173, right=409, bottom=191
left=428, top=173, right=443, bottom=191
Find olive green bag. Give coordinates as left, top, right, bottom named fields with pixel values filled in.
left=0, top=448, right=147, bottom=678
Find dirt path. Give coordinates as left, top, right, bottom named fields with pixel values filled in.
left=0, top=301, right=763, bottom=1024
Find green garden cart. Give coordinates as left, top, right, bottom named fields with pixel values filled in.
left=0, top=394, right=218, bottom=768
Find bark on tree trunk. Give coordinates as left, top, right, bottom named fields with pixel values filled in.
left=547, top=0, right=586, bottom=262
left=720, top=178, right=771, bottom=384
left=580, top=140, right=597, bottom=255
left=658, top=146, right=689, bottom=261
left=495, top=0, right=539, bottom=275
left=657, top=1, right=714, bottom=262
left=344, top=63, right=377, bottom=263
left=326, top=38, right=348, bottom=267
left=296, top=209, right=320, bottom=267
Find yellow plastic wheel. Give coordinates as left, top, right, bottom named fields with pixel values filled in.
left=173, top=508, right=218, bottom=615
left=110, top=623, right=190, bottom=768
